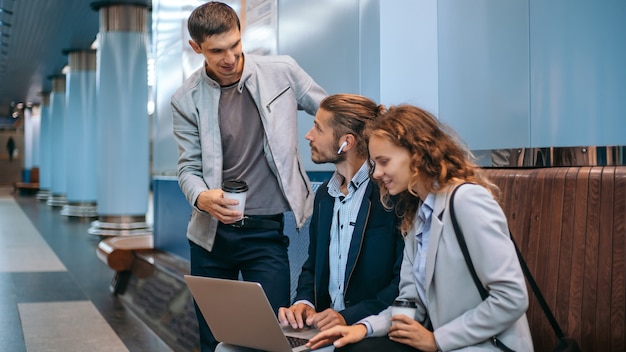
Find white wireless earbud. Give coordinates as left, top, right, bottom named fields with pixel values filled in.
left=337, top=141, right=348, bottom=154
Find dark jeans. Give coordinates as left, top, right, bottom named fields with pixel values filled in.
left=189, top=222, right=290, bottom=352
left=336, top=337, right=421, bottom=352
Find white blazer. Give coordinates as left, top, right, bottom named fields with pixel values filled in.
left=363, top=183, right=533, bottom=351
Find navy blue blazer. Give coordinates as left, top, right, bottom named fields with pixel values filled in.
left=293, top=179, right=403, bottom=325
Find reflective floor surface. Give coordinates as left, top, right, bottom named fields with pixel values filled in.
left=0, top=188, right=174, bottom=352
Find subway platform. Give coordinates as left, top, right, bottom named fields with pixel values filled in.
left=0, top=186, right=178, bottom=352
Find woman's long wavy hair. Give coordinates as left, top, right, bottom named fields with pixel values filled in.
left=366, top=104, right=499, bottom=235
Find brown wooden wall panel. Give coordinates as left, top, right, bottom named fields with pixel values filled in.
left=611, top=170, right=626, bottom=351
left=481, top=166, right=626, bottom=352
left=569, top=167, right=589, bottom=348
left=557, top=167, right=578, bottom=337
left=597, top=167, right=615, bottom=351
left=543, top=169, right=563, bottom=349
left=534, top=169, right=553, bottom=349
left=583, top=168, right=601, bottom=352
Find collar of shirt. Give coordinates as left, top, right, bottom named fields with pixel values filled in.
left=327, top=161, right=370, bottom=199
left=418, top=192, right=435, bottom=228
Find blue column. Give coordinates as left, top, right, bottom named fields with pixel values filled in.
left=22, top=106, right=37, bottom=178
left=47, top=75, right=68, bottom=207
left=61, top=49, right=98, bottom=218
left=89, top=1, right=151, bottom=236
left=36, top=92, right=51, bottom=201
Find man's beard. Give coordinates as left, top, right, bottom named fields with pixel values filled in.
left=311, top=150, right=346, bottom=165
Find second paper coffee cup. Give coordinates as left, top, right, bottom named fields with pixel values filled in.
left=222, top=180, right=248, bottom=217
left=391, top=299, right=417, bottom=322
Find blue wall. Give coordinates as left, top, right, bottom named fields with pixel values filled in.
left=529, top=0, right=626, bottom=147
left=437, top=0, right=625, bottom=149
left=152, top=177, right=191, bottom=260
left=438, top=0, right=530, bottom=150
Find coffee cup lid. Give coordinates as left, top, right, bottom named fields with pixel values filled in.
left=392, top=299, right=417, bottom=308
left=222, top=180, right=248, bottom=193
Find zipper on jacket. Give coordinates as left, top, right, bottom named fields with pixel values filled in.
left=265, top=86, right=291, bottom=113
left=296, top=160, right=310, bottom=199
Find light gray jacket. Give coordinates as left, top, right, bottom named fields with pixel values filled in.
left=362, top=184, right=533, bottom=351
left=171, top=54, right=327, bottom=251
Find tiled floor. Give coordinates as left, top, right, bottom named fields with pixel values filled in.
left=0, top=189, right=174, bottom=352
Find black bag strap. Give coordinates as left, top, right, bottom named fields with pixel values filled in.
left=449, top=183, right=513, bottom=352
left=509, top=232, right=565, bottom=339
left=449, top=183, right=565, bottom=342
left=449, top=183, right=489, bottom=300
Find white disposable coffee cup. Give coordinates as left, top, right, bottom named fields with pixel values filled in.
left=391, top=299, right=417, bottom=322
left=222, top=180, right=248, bottom=218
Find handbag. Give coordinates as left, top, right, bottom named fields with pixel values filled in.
left=449, top=183, right=581, bottom=352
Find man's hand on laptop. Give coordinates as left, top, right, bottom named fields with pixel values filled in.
left=306, top=308, right=347, bottom=331
left=307, top=323, right=368, bottom=350
left=278, top=303, right=316, bottom=329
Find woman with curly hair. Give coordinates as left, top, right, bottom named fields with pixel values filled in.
left=307, top=104, right=533, bottom=351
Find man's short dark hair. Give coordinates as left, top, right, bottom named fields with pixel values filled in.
left=188, top=1, right=241, bottom=44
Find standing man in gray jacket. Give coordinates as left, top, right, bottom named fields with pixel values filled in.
left=171, top=2, right=327, bottom=351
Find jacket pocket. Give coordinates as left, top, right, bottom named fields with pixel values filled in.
left=265, top=86, right=291, bottom=113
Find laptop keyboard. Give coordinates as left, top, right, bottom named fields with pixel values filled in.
left=286, top=335, right=309, bottom=348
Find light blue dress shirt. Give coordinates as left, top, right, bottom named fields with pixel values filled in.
left=413, top=193, right=435, bottom=308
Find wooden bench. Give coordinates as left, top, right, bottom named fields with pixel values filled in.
left=96, top=235, right=154, bottom=294
left=482, top=166, right=626, bottom=352
left=14, top=167, right=39, bottom=195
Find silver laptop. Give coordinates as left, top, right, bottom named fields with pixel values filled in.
left=184, top=275, right=320, bottom=352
